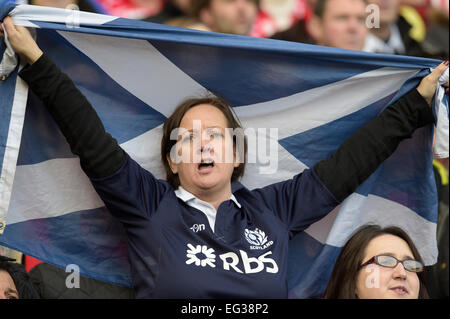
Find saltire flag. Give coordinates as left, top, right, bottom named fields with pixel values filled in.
left=0, top=3, right=448, bottom=298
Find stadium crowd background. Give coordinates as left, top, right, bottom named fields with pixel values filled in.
left=0, top=0, right=448, bottom=299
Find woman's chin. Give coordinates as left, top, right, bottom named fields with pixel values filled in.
left=193, top=176, right=228, bottom=194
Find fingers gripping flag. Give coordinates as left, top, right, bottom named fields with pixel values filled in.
left=0, top=3, right=448, bottom=297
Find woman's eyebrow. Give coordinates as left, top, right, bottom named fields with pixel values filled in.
left=184, top=127, right=222, bottom=131
left=185, top=127, right=225, bottom=132
left=205, top=126, right=225, bottom=131
left=382, top=252, right=415, bottom=260
left=382, top=252, right=395, bottom=256
left=6, top=288, right=18, bottom=296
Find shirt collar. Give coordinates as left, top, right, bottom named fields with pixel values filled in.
left=387, top=24, right=405, bottom=54
left=175, top=186, right=242, bottom=208
left=363, top=25, right=405, bottom=54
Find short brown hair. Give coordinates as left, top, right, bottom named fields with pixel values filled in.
left=313, top=0, right=367, bottom=18
left=161, top=95, right=247, bottom=189
left=190, top=0, right=260, bottom=18
left=313, top=0, right=329, bottom=18
left=323, top=225, right=429, bottom=299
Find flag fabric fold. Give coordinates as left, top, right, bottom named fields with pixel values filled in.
left=0, top=3, right=447, bottom=297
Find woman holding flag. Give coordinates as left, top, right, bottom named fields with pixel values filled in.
left=0, top=16, right=448, bottom=298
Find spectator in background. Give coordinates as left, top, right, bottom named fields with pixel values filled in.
left=86, top=0, right=164, bottom=20
left=398, top=0, right=448, bottom=25
left=147, top=0, right=211, bottom=31
left=30, top=0, right=78, bottom=7
left=305, top=0, right=368, bottom=51
left=425, top=159, right=449, bottom=298
left=165, top=16, right=211, bottom=31
left=29, top=0, right=97, bottom=12
left=145, top=0, right=193, bottom=24
left=0, top=246, right=23, bottom=263
left=27, top=261, right=136, bottom=299
left=270, top=0, right=313, bottom=43
left=323, top=225, right=428, bottom=299
left=252, top=0, right=312, bottom=38
left=0, top=256, right=40, bottom=299
left=363, top=0, right=428, bottom=56
left=420, top=1, right=449, bottom=59
left=191, top=0, right=259, bottom=35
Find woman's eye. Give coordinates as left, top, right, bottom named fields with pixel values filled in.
left=208, top=130, right=223, bottom=138
left=182, top=134, right=195, bottom=143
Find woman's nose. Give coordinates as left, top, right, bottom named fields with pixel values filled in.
left=200, top=132, right=215, bottom=152
left=392, top=262, right=407, bottom=279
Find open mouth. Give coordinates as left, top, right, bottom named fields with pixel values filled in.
left=198, top=159, right=214, bottom=170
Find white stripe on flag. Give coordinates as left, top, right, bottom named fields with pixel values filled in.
left=433, top=68, right=449, bottom=158
left=305, top=193, right=438, bottom=265
left=0, top=76, right=28, bottom=234
left=6, top=157, right=105, bottom=225
left=241, top=145, right=308, bottom=189
left=7, top=124, right=166, bottom=226
left=57, top=30, right=209, bottom=117
left=236, top=68, right=419, bottom=140
left=120, top=124, right=166, bottom=178
left=10, top=4, right=116, bottom=28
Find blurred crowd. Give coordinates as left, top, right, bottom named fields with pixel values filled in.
left=1, top=0, right=448, bottom=299
left=15, top=0, right=450, bottom=59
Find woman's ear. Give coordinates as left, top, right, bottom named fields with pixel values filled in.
left=200, top=7, right=214, bottom=30
left=167, top=153, right=178, bottom=174
left=233, top=144, right=244, bottom=169
left=306, top=15, right=324, bottom=44
left=232, top=132, right=245, bottom=168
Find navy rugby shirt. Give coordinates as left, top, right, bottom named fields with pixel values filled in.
left=90, top=153, right=338, bottom=298
left=19, top=54, right=434, bottom=298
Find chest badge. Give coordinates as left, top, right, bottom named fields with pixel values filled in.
left=245, top=228, right=274, bottom=250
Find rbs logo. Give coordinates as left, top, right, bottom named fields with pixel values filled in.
left=185, top=244, right=279, bottom=274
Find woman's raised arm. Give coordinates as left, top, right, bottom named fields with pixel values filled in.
left=1, top=16, right=126, bottom=178
left=314, top=62, right=449, bottom=202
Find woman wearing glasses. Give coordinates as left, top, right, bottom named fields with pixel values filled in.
left=323, top=225, right=427, bottom=299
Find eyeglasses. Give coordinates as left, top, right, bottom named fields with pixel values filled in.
left=359, top=255, right=424, bottom=273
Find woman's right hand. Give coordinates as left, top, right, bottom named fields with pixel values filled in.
left=416, top=60, right=449, bottom=106
left=0, top=16, right=43, bottom=64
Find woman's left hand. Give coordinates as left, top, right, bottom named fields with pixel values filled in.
left=416, top=60, right=449, bottom=106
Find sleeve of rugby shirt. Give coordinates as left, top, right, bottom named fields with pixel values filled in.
left=254, top=88, right=434, bottom=238
left=313, top=88, right=434, bottom=202
left=18, top=54, right=171, bottom=225
left=18, top=54, right=124, bottom=179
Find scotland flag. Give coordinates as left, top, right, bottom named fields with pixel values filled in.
left=0, top=3, right=448, bottom=298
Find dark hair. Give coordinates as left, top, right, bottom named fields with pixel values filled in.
left=313, top=0, right=328, bottom=18
left=161, top=95, right=247, bottom=189
left=313, top=0, right=367, bottom=18
left=323, top=225, right=429, bottom=299
left=0, top=257, right=40, bottom=299
left=190, top=0, right=260, bottom=18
